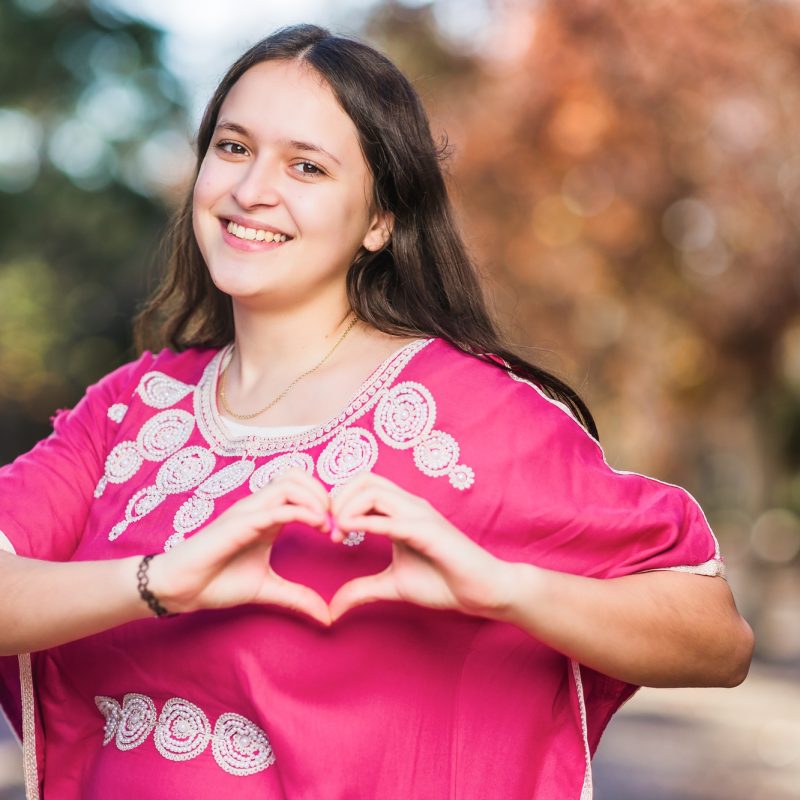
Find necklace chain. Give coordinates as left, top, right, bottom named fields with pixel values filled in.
left=218, top=315, right=359, bottom=421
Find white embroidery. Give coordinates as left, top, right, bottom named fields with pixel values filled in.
left=373, top=380, right=474, bottom=491
left=413, top=431, right=459, bottom=476
left=95, top=693, right=275, bottom=776
left=198, top=459, right=255, bottom=499
left=249, top=452, right=314, bottom=493
left=137, top=371, right=194, bottom=409
left=213, top=712, right=276, bottom=776
left=107, top=403, right=128, bottom=423
left=104, top=441, right=143, bottom=485
left=137, top=409, right=195, bottom=462
left=317, top=427, right=378, bottom=485
left=342, top=531, right=366, bottom=547
left=116, top=693, right=157, bottom=751
left=156, top=446, right=216, bottom=494
left=94, top=696, right=122, bottom=746
left=448, top=464, right=475, bottom=491
left=163, top=532, right=185, bottom=551
left=96, top=410, right=196, bottom=499
left=173, top=495, right=214, bottom=536
left=195, top=340, right=433, bottom=458
left=154, top=697, right=211, bottom=762
left=374, top=382, right=435, bottom=449
left=108, top=447, right=216, bottom=542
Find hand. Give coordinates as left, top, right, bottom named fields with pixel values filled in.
left=149, top=469, right=332, bottom=625
left=328, top=473, right=510, bottom=622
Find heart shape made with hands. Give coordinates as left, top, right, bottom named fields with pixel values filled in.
left=258, top=469, right=488, bottom=626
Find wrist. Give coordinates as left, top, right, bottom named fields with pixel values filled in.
left=487, top=560, right=548, bottom=628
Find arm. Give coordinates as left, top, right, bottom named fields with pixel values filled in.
left=0, top=472, right=333, bottom=656
left=328, top=473, right=755, bottom=689
left=496, top=563, right=754, bottom=687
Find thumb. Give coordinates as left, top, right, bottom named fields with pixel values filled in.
left=256, top=571, right=332, bottom=627
left=329, top=567, right=399, bottom=622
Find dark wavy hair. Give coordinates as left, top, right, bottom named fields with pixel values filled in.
left=134, top=24, right=597, bottom=437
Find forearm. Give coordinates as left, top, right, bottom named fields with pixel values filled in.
left=0, top=550, right=153, bottom=655
left=493, top=562, right=754, bottom=688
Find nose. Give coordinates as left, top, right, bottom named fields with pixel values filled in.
left=231, top=156, right=281, bottom=209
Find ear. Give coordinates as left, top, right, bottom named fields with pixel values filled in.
left=362, top=210, right=394, bottom=252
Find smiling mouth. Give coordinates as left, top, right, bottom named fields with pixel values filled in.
left=224, top=220, right=291, bottom=243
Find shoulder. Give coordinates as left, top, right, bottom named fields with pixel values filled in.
left=407, top=338, right=587, bottom=441
left=90, top=346, right=221, bottom=399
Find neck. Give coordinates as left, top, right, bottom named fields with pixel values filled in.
left=229, top=296, right=355, bottom=387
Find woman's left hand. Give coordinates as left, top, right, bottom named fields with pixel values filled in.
left=328, top=472, right=509, bottom=621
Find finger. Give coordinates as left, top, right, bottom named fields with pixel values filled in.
left=329, top=568, right=399, bottom=621
left=329, top=471, right=403, bottom=510
left=247, top=474, right=330, bottom=521
left=271, top=468, right=331, bottom=510
left=332, top=481, right=412, bottom=525
left=256, top=571, right=332, bottom=626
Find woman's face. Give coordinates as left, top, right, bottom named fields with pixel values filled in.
left=192, top=59, right=390, bottom=309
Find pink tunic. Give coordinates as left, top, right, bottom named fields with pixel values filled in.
left=0, top=338, right=723, bottom=799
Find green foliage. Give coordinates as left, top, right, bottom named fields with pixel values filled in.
left=0, top=0, right=190, bottom=460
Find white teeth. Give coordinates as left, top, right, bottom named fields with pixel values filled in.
left=226, top=221, right=288, bottom=243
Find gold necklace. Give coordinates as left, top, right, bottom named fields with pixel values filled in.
left=218, top=315, right=359, bottom=421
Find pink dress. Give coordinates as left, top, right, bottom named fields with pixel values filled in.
left=0, top=338, right=723, bottom=799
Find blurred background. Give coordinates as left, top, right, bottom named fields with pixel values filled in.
left=1, top=0, right=799, bottom=797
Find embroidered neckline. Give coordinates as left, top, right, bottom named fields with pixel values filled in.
left=194, top=338, right=434, bottom=457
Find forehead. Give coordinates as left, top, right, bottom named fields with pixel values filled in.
left=218, top=60, right=362, bottom=162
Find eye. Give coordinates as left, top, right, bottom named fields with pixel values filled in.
left=291, top=160, right=325, bottom=178
left=215, top=140, right=249, bottom=156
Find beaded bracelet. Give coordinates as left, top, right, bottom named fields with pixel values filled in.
left=136, top=554, right=173, bottom=618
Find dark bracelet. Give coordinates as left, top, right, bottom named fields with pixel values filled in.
left=136, top=554, right=173, bottom=618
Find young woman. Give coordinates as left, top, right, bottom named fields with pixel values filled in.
left=0, top=24, right=753, bottom=800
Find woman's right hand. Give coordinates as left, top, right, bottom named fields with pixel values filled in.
left=147, top=469, right=332, bottom=625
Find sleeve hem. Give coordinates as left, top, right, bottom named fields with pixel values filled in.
left=0, top=530, right=16, bottom=556
left=642, top=558, right=726, bottom=578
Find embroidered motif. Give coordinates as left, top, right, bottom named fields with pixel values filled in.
left=94, top=693, right=275, bottom=776
left=155, top=446, right=216, bottom=494
left=195, top=340, right=434, bottom=458
left=163, top=532, right=185, bottom=551
left=116, top=693, right=157, bottom=751
left=212, top=712, right=276, bottom=776
left=104, top=441, right=143, bottom=485
left=95, top=410, right=196, bottom=499
left=374, top=382, right=435, bottom=449
left=137, top=371, right=194, bottom=409
left=94, top=696, right=122, bottom=746
left=107, top=403, right=128, bottom=423
left=107, top=447, right=216, bottom=542
left=154, top=697, right=211, bottom=762
left=249, top=452, right=314, bottom=493
left=448, top=464, right=475, bottom=491
left=373, top=380, right=474, bottom=491
left=137, top=409, right=195, bottom=462
left=342, top=531, right=366, bottom=547
left=317, top=427, right=378, bottom=485
left=197, top=459, right=255, bottom=499
left=413, top=431, right=458, bottom=475
left=173, top=495, right=214, bottom=537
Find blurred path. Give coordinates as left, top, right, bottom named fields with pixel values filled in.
left=593, top=661, right=800, bottom=799
left=0, top=661, right=796, bottom=798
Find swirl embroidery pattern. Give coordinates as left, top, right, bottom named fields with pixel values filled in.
left=95, top=693, right=275, bottom=776
left=374, top=382, right=474, bottom=490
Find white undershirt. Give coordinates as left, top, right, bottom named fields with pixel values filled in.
left=220, top=416, right=316, bottom=438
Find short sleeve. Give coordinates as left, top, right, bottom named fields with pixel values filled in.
left=476, top=379, right=724, bottom=580
left=0, top=352, right=155, bottom=562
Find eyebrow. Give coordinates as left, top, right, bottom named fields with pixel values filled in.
left=214, top=121, right=342, bottom=166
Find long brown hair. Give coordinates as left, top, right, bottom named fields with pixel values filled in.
left=134, top=24, right=598, bottom=438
